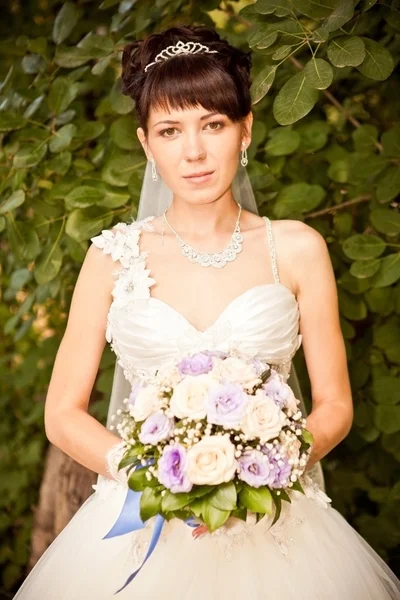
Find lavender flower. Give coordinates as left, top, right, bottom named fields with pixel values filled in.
left=261, top=446, right=292, bottom=488
left=178, top=352, right=214, bottom=376
left=206, top=382, right=249, bottom=427
left=128, top=383, right=142, bottom=407
left=138, top=412, right=174, bottom=445
left=263, top=371, right=297, bottom=411
left=157, top=443, right=192, bottom=493
left=238, top=450, right=274, bottom=488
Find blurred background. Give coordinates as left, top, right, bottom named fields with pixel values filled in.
left=0, top=0, right=399, bottom=597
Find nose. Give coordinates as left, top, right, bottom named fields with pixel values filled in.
left=183, top=132, right=206, bottom=162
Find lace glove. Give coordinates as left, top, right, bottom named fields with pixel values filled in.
left=105, top=440, right=129, bottom=485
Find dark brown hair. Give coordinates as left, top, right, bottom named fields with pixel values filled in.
left=121, top=25, right=252, bottom=135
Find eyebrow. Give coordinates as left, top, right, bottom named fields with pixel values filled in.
left=152, top=112, right=221, bottom=128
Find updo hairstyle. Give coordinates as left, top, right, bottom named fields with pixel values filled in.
left=121, top=25, right=253, bottom=135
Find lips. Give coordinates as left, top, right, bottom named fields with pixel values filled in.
left=184, top=171, right=214, bottom=178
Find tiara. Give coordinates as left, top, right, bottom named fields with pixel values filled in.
left=144, top=40, right=218, bottom=73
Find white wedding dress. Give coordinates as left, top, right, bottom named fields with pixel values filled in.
left=15, top=216, right=400, bottom=600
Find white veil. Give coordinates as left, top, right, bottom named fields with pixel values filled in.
left=105, top=159, right=326, bottom=490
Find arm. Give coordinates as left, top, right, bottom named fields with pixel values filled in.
left=44, top=243, right=122, bottom=479
left=289, top=222, right=353, bottom=470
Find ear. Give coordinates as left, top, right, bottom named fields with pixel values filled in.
left=137, top=127, right=152, bottom=160
left=243, top=111, right=253, bottom=146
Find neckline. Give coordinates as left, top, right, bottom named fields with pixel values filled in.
left=148, top=282, right=298, bottom=335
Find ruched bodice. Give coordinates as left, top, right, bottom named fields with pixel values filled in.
left=91, top=216, right=302, bottom=384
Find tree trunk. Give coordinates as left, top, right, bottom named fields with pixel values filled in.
left=28, top=444, right=96, bottom=571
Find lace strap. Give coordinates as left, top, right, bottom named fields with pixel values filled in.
left=263, top=217, right=280, bottom=284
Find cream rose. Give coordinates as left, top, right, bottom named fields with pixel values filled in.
left=186, top=435, right=237, bottom=485
left=242, top=392, right=286, bottom=441
left=212, top=357, right=260, bottom=390
left=130, top=385, right=162, bottom=421
left=169, top=374, right=211, bottom=420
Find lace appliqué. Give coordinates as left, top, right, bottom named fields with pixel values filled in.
left=91, top=217, right=156, bottom=369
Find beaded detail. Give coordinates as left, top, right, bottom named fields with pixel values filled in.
left=263, top=217, right=280, bottom=284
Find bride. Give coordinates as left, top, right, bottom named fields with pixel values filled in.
left=15, top=24, right=400, bottom=600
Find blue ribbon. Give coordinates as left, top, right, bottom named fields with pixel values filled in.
left=103, top=487, right=201, bottom=594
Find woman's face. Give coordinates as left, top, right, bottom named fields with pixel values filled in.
left=137, top=104, right=252, bottom=205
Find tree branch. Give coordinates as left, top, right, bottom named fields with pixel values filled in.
left=305, top=194, right=371, bottom=219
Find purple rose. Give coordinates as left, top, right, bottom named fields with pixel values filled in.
left=263, top=372, right=293, bottom=409
left=251, top=358, right=268, bottom=376
left=157, top=443, right=192, bottom=493
left=178, top=352, right=214, bottom=376
left=128, top=383, right=142, bottom=406
left=261, top=446, right=292, bottom=489
left=138, top=412, right=174, bottom=445
left=206, top=383, right=249, bottom=427
left=238, top=450, right=274, bottom=488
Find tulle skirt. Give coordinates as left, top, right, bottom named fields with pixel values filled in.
left=14, top=476, right=400, bottom=600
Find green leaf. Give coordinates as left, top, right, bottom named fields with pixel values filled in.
left=49, top=124, right=76, bottom=153
left=202, top=503, right=231, bottom=533
left=109, top=117, right=137, bottom=150
left=13, top=144, right=47, bottom=169
left=302, top=429, right=314, bottom=444
left=272, top=45, right=291, bottom=60
left=48, top=78, right=79, bottom=114
left=373, top=376, right=400, bottom=405
left=140, top=487, right=162, bottom=522
left=350, top=259, right=381, bottom=279
left=352, top=125, right=378, bottom=154
left=376, top=168, right=400, bottom=204
left=46, top=151, right=72, bottom=176
left=77, top=34, right=114, bottom=58
left=297, top=120, right=330, bottom=152
left=52, top=2, right=80, bottom=44
left=251, top=64, right=276, bottom=104
left=239, top=484, right=274, bottom=515
left=342, top=234, right=386, bottom=260
left=73, top=121, right=105, bottom=143
left=248, top=29, right=278, bottom=50
left=293, top=0, right=337, bottom=19
left=0, top=190, right=25, bottom=215
left=375, top=404, right=400, bottom=434
left=374, top=321, right=400, bottom=363
left=382, top=125, right=400, bottom=157
left=100, top=189, right=130, bottom=209
left=357, top=38, right=394, bottom=81
left=274, top=182, right=325, bottom=217
left=370, top=209, right=400, bottom=236
left=318, top=0, right=354, bottom=32
left=338, top=289, right=367, bottom=320
left=128, top=467, right=151, bottom=492
left=304, top=58, right=333, bottom=90
left=66, top=209, right=103, bottom=242
left=265, top=127, right=300, bottom=156
left=101, top=154, right=146, bottom=187
left=161, top=490, right=191, bottom=512
left=34, top=241, right=63, bottom=284
left=54, top=47, right=92, bottom=68
left=273, top=73, right=319, bottom=126
left=327, top=159, right=348, bottom=182
left=65, top=186, right=104, bottom=210
left=208, top=482, right=237, bottom=511
left=254, top=0, right=291, bottom=15
left=371, top=254, right=400, bottom=288
left=327, top=36, right=365, bottom=67
left=0, top=112, right=26, bottom=132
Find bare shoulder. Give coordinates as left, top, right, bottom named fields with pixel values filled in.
left=271, top=218, right=328, bottom=260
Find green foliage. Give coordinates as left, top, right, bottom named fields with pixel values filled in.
left=0, top=0, right=399, bottom=593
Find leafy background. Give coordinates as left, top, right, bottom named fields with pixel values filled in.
left=0, top=0, right=399, bottom=595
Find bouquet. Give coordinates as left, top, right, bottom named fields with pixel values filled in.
left=112, top=350, right=314, bottom=533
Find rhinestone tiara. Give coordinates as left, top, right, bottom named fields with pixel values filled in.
left=144, top=40, right=218, bottom=73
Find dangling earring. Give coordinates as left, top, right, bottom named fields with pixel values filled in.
left=151, top=158, right=158, bottom=181
left=241, top=142, right=248, bottom=167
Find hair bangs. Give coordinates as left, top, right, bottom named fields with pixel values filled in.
left=140, top=55, right=246, bottom=132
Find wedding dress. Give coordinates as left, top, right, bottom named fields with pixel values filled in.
left=14, top=215, right=400, bottom=600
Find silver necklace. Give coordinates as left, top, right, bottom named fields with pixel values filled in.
left=162, top=203, right=243, bottom=269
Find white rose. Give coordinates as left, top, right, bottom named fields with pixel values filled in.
left=242, top=392, right=286, bottom=442
left=186, top=435, right=237, bottom=485
left=130, top=385, right=162, bottom=421
left=212, top=357, right=260, bottom=390
left=170, top=374, right=211, bottom=420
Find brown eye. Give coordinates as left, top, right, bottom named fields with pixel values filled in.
left=160, top=127, right=176, bottom=137
left=207, top=121, right=223, bottom=130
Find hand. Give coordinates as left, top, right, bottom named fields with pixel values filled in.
left=192, top=524, right=209, bottom=539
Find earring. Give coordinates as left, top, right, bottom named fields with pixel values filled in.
left=241, top=142, right=248, bottom=167
left=151, top=158, right=158, bottom=181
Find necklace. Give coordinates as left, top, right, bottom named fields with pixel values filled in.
left=162, top=203, right=243, bottom=269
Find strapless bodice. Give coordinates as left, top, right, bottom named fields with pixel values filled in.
left=91, top=217, right=302, bottom=384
